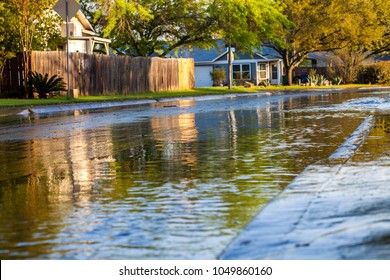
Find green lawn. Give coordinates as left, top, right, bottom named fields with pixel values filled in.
left=0, top=84, right=380, bottom=108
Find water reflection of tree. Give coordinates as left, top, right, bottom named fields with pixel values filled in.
left=352, top=116, right=390, bottom=161
left=0, top=125, right=116, bottom=259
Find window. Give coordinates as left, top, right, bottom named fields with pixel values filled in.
left=232, top=64, right=251, bottom=80
left=271, top=64, right=278, bottom=80
left=258, top=63, right=267, bottom=79
left=242, top=64, right=250, bottom=80
left=233, top=65, right=241, bottom=80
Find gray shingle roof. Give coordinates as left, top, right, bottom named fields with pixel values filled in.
left=170, top=41, right=282, bottom=62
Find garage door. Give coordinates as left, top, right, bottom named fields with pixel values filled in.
left=195, top=66, right=213, bottom=88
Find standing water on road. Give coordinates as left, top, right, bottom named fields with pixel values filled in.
left=0, top=90, right=389, bottom=259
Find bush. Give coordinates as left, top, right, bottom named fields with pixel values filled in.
left=259, top=79, right=270, bottom=87
left=28, top=71, right=66, bottom=98
left=308, top=69, right=318, bottom=86
left=328, top=49, right=366, bottom=84
left=358, top=61, right=390, bottom=85
left=210, top=67, right=226, bottom=86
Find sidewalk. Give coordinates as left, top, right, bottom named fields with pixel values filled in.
left=220, top=112, right=390, bottom=259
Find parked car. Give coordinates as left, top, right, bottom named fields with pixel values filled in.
left=293, top=74, right=309, bottom=84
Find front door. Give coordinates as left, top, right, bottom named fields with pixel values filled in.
left=270, top=63, right=278, bottom=85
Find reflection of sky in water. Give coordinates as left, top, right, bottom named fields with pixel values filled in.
left=0, top=90, right=389, bottom=259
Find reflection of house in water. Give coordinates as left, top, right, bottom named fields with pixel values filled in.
left=66, top=127, right=116, bottom=197
left=17, top=115, right=116, bottom=200
left=150, top=100, right=198, bottom=167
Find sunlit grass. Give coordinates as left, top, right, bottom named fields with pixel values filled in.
left=0, top=84, right=381, bottom=108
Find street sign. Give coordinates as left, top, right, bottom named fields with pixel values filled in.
left=54, top=0, right=80, bottom=21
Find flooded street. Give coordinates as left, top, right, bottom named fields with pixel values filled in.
left=0, top=90, right=389, bottom=259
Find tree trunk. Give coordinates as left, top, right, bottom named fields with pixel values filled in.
left=287, top=66, right=294, bottom=86
left=281, top=50, right=306, bottom=86
left=22, top=50, right=34, bottom=99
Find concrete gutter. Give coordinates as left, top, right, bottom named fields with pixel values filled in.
left=220, top=110, right=390, bottom=259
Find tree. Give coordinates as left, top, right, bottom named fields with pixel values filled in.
left=33, top=12, right=65, bottom=51
left=268, top=0, right=390, bottom=85
left=0, top=2, right=17, bottom=96
left=4, top=0, right=61, bottom=98
left=358, top=0, right=390, bottom=58
left=328, top=0, right=390, bottom=84
left=211, top=0, right=287, bottom=88
left=328, top=49, right=366, bottom=84
left=90, top=0, right=287, bottom=61
left=80, top=0, right=105, bottom=35
left=93, top=0, right=218, bottom=57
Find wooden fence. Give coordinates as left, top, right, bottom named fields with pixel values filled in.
left=1, top=51, right=194, bottom=97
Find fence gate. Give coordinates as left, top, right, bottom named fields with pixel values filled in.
left=1, top=53, right=25, bottom=98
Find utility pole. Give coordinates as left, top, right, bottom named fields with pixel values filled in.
left=227, top=43, right=234, bottom=90
left=66, top=0, right=70, bottom=99
left=53, top=0, right=80, bottom=98
left=228, top=43, right=232, bottom=90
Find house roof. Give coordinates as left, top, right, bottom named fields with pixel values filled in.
left=171, top=41, right=282, bottom=63
left=307, top=51, right=336, bottom=62
left=71, top=10, right=111, bottom=44
left=306, top=51, right=390, bottom=64
left=373, top=54, right=390, bottom=61
left=258, top=46, right=282, bottom=60
left=174, top=46, right=223, bottom=62
left=75, top=11, right=95, bottom=33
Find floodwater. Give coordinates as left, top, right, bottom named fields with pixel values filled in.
left=0, top=90, right=388, bottom=259
left=352, top=114, right=390, bottom=162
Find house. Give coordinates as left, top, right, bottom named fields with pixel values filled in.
left=172, top=43, right=284, bottom=87
left=60, top=11, right=111, bottom=55
left=293, top=51, right=390, bottom=80
left=292, top=51, right=334, bottom=79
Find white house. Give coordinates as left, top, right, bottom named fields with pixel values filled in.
left=60, top=11, right=111, bottom=55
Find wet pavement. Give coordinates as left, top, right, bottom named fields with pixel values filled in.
left=2, top=87, right=390, bottom=259
left=221, top=108, right=390, bottom=259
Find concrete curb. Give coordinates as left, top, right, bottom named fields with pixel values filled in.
left=220, top=112, right=384, bottom=259
left=1, top=86, right=389, bottom=117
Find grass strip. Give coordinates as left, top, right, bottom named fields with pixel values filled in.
left=0, top=84, right=379, bottom=108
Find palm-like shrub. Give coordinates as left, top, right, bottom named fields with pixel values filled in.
left=210, top=67, right=226, bottom=86
left=28, top=71, right=66, bottom=99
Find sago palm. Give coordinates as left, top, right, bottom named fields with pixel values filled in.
left=29, top=71, right=66, bottom=99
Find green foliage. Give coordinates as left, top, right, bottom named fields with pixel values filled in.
left=307, top=70, right=329, bottom=86
left=213, top=0, right=288, bottom=52
left=4, top=0, right=62, bottom=98
left=317, top=75, right=327, bottom=86
left=0, top=2, right=17, bottom=96
left=95, top=0, right=218, bottom=57
left=268, top=0, right=390, bottom=85
left=259, top=79, right=270, bottom=87
left=307, top=69, right=318, bottom=86
left=210, top=67, right=226, bottom=86
left=358, top=62, right=390, bottom=85
left=33, top=12, right=64, bottom=51
left=330, top=49, right=367, bottom=84
left=91, top=0, right=288, bottom=57
left=333, top=76, right=343, bottom=86
left=28, top=71, right=66, bottom=99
